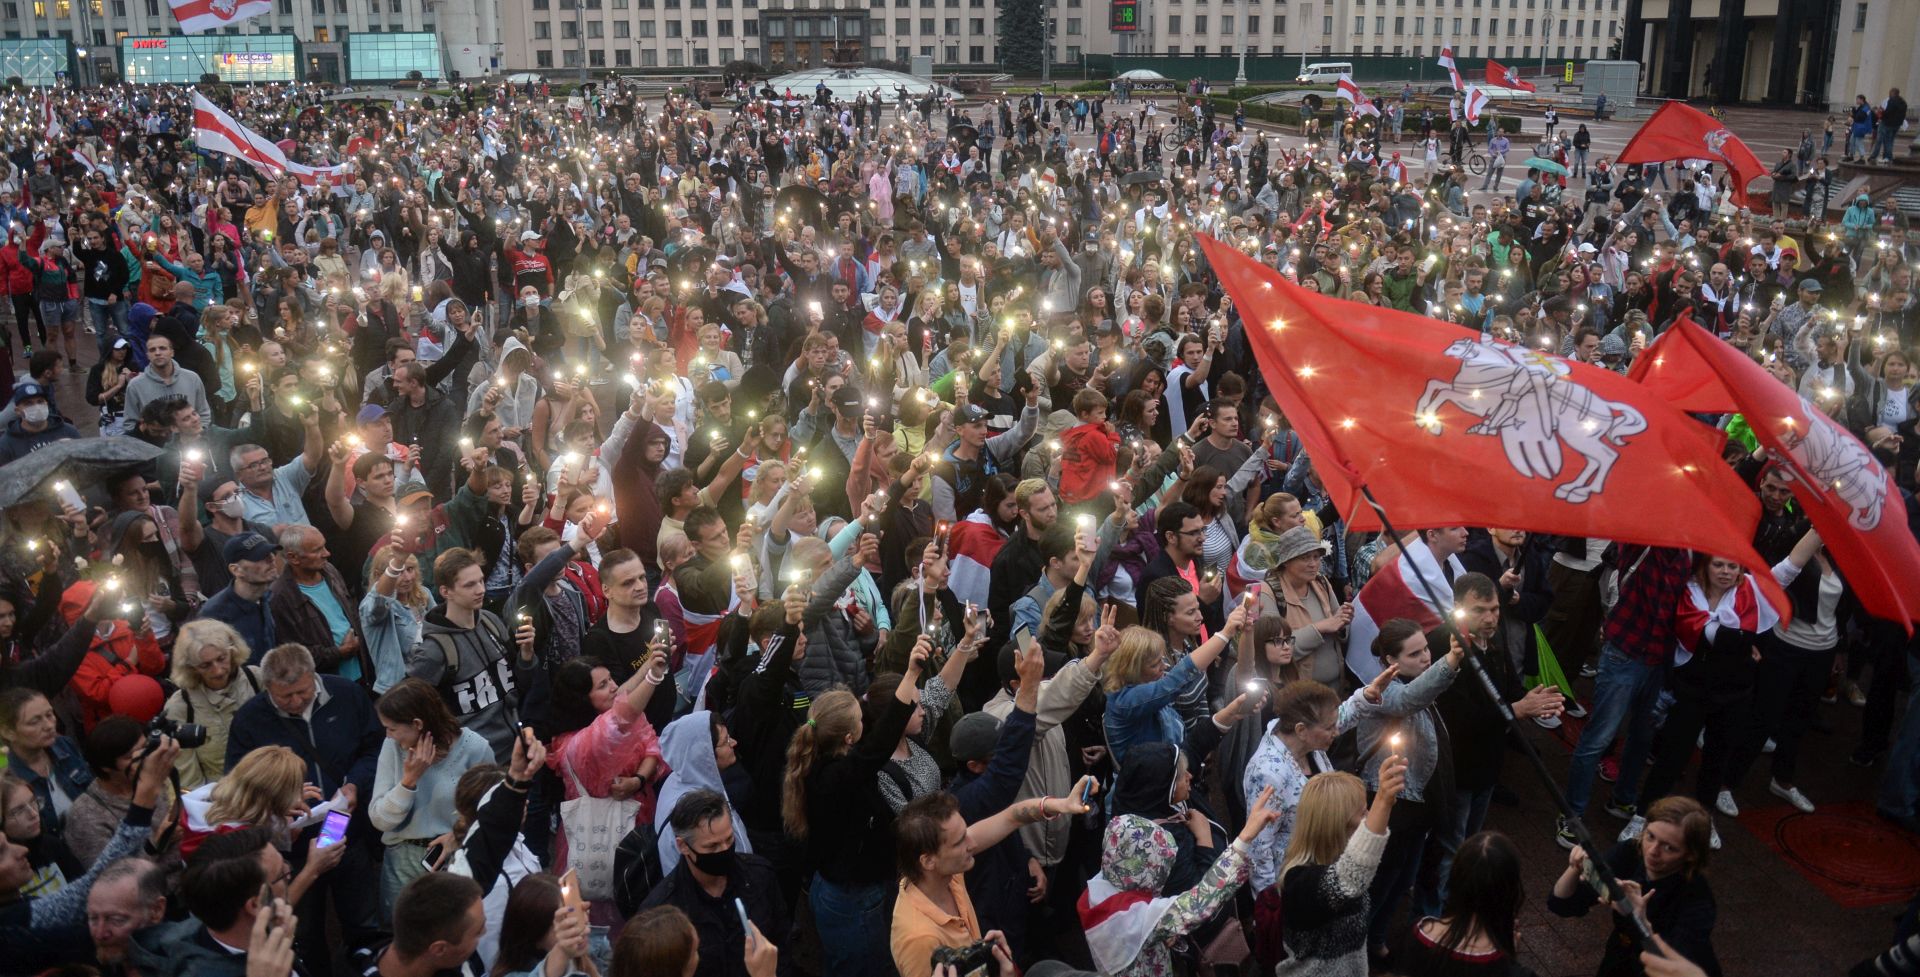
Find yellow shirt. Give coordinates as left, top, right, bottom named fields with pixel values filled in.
left=1777, top=233, right=1810, bottom=272
left=890, top=876, right=981, bottom=977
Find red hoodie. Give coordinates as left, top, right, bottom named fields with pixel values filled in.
left=61, top=581, right=165, bottom=733
left=1058, top=420, right=1122, bottom=505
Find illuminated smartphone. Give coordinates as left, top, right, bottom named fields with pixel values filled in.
left=317, top=810, right=349, bottom=849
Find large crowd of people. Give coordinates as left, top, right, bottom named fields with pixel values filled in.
left=0, top=70, right=1915, bottom=977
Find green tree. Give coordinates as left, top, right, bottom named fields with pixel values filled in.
left=997, top=0, right=1045, bottom=73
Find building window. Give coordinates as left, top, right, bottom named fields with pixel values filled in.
left=1220, top=14, right=1231, bottom=31
left=615, top=48, right=631, bottom=63
left=968, top=43, right=982, bottom=59
left=587, top=20, right=603, bottom=35
left=614, top=19, right=628, bottom=34
left=743, top=18, right=756, bottom=32
left=1321, top=14, right=1330, bottom=31
left=872, top=17, right=884, bottom=31
left=667, top=47, right=682, bottom=64
left=718, top=18, right=731, bottom=33
left=1066, top=15, right=1079, bottom=32
left=691, top=18, right=706, bottom=32
left=919, top=16, right=931, bottom=30
left=1275, top=13, right=1283, bottom=31
left=641, top=47, right=656, bottom=62
left=943, top=15, right=955, bottom=30
left=1353, top=14, right=1362, bottom=31
left=1166, top=14, right=1179, bottom=31
left=1193, top=14, right=1204, bottom=30
left=561, top=20, right=577, bottom=36
left=1247, top=14, right=1258, bottom=30
left=589, top=48, right=605, bottom=63
left=694, top=45, right=708, bottom=62
left=534, top=20, right=550, bottom=36
left=667, top=18, right=681, bottom=34
left=536, top=48, right=553, bottom=65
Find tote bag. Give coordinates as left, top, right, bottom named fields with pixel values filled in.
left=559, top=751, right=640, bottom=902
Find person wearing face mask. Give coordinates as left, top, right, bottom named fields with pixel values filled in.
left=0, top=382, right=79, bottom=465
left=640, top=788, right=788, bottom=977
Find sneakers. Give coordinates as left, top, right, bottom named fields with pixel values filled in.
left=1599, top=756, right=1620, bottom=783
left=1849, top=682, right=1869, bottom=707
left=1555, top=816, right=1579, bottom=850
left=1709, top=822, right=1723, bottom=850
left=1580, top=662, right=1599, bottom=678
left=1533, top=713, right=1563, bottom=729
left=1617, top=814, right=1646, bottom=842
left=1770, top=779, right=1815, bottom=814
left=1715, top=790, right=1740, bottom=818
left=1603, top=801, right=1637, bottom=821
left=1564, top=700, right=1589, bottom=719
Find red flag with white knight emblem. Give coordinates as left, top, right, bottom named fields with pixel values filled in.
left=1613, top=100, right=1768, bottom=209
left=1484, top=59, right=1537, bottom=93
left=1195, top=234, right=1790, bottom=614
left=1630, top=315, right=1920, bottom=628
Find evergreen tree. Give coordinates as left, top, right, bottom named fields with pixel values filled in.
left=997, top=0, right=1046, bottom=74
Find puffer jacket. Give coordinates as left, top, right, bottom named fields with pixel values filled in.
left=795, top=553, right=869, bottom=693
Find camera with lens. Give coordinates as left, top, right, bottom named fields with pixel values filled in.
left=929, top=940, right=997, bottom=977
left=147, top=716, right=207, bottom=750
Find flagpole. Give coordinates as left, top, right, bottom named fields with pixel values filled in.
left=1352, top=481, right=1658, bottom=945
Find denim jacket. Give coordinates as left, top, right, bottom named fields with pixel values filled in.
left=6, top=736, right=93, bottom=833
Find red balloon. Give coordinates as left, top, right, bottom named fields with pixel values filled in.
left=107, top=674, right=166, bottom=724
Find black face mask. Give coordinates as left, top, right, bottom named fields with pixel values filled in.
left=688, top=845, right=736, bottom=878
left=138, top=540, right=169, bottom=564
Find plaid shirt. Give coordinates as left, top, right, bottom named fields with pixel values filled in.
left=1601, top=546, right=1694, bottom=666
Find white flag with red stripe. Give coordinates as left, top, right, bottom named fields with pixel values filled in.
left=944, top=511, right=1006, bottom=608
left=169, top=0, right=270, bottom=33
left=1451, top=85, right=1491, bottom=124
left=1337, top=75, right=1381, bottom=117
left=193, top=93, right=352, bottom=192
left=1437, top=46, right=1462, bottom=92
left=1079, top=876, right=1177, bottom=975
left=42, top=93, right=60, bottom=141
left=1344, top=538, right=1464, bottom=682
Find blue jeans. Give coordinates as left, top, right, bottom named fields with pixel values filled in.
left=1879, top=650, right=1920, bottom=818
left=808, top=875, right=892, bottom=977
left=1566, top=643, right=1667, bottom=818
left=1877, top=123, right=1900, bottom=161
left=1849, top=128, right=1869, bottom=159
left=88, top=298, right=127, bottom=356
left=1415, top=784, right=1496, bottom=918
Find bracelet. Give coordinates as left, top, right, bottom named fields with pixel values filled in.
left=503, top=777, right=531, bottom=793
left=1035, top=797, right=1060, bottom=822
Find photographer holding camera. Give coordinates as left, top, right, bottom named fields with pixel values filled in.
left=889, top=780, right=1098, bottom=977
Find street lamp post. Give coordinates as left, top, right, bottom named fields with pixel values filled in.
left=1040, top=0, right=1051, bottom=86
left=76, top=47, right=89, bottom=88
left=1235, top=46, right=1247, bottom=86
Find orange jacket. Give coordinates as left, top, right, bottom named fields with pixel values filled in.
left=61, top=582, right=165, bottom=732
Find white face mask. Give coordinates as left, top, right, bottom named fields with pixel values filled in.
left=218, top=495, right=245, bottom=518
left=21, top=404, right=49, bottom=425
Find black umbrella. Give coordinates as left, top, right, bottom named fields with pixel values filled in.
left=706, top=161, right=734, bottom=183
left=773, top=184, right=830, bottom=227
left=946, top=123, right=979, bottom=147
left=0, top=438, right=164, bottom=509
left=1121, top=169, right=1166, bottom=186
left=1301, top=93, right=1325, bottom=113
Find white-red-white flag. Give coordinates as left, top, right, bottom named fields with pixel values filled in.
left=1337, top=75, right=1381, bottom=117
left=1437, top=46, right=1462, bottom=92
left=193, top=93, right=351, bottom=191
left=1460, top=85, right=1490, bottom=124
left=169, top=0, right=270, bottom=33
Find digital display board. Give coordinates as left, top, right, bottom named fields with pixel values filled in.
left=1111, top=0, right=1139, bottom=31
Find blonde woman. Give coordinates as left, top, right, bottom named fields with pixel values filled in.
left=190, top=745, right=345, bottom=900
left=1273, top=756, right=1407, bottom=976
left=163, top=619, right=265, bottom=789
left=881, top=319, right=928, bottom=401
left=361, top=544, right=433, bottom=694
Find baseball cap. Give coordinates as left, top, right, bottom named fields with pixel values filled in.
left=397, top=480, right=434, bottom=507
left=831, top=385, right=865, bottom=411
left=949, top=712, right=1003, bottom=763
left=223, top=532, right=280, bottom=564
left=1798, top=278, right=1824, bottom=293
left=955, top=403, right=990, bottom=425
left=519, top=229, right=541, bottom=242
left=10, top=381, right=48, bottom=404
left=1576, top=242, right=1598, bottom=254
left=355, top=403, right=387, bottom=425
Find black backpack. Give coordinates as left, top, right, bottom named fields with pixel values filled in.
left=612, top=820, right=665, bottom=917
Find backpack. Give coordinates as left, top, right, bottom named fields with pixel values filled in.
left=612, top=820, right=666, bottom=917
left=425, top=609, right=509, bottom=671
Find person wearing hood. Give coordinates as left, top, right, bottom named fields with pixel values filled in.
left=0, top=382, right=79, bottom=465
left=1079, top=791, right=1282, bottom=977
left=468, top=336, right=541, bottom=444
left=1111, top=742, right=1224, bottom=902
left=655, top=710, right=754, bottom=875
left=612, top=380, right=678, bottom=568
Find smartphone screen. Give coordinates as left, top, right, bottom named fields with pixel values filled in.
left=420, top=842, right=445, bottom=872
left=734, top=897, right=753, bottom=945
left=317, top=810, right=349, bottom=849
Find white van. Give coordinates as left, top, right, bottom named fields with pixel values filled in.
left=1295, top=62, right=1354, bottom=84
